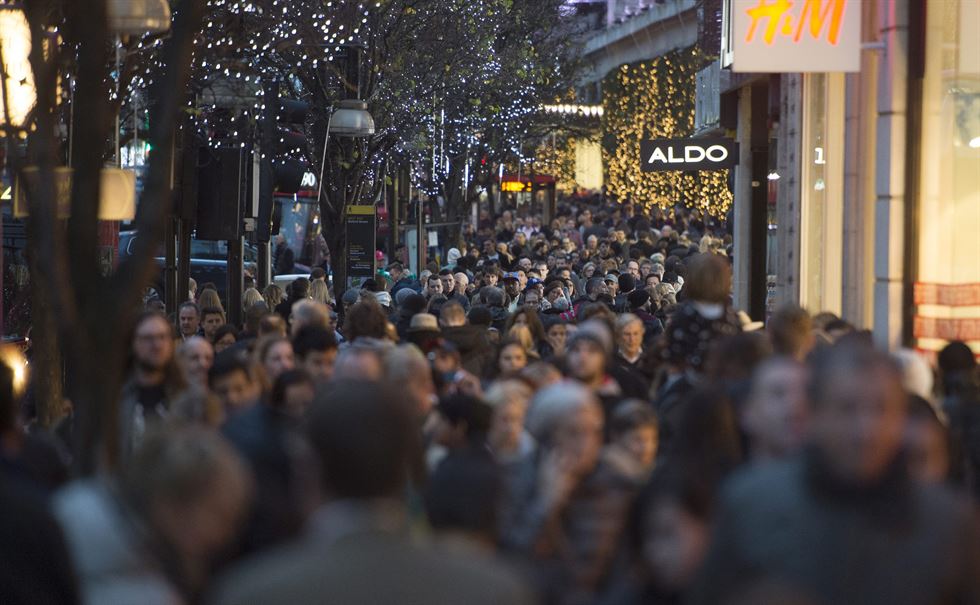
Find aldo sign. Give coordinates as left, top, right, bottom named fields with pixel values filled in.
left=640, top=139, right=739, bottom=172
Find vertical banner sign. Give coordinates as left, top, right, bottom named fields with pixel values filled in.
left=346, top=205, right=376, bottom=278
left=731, top=0, right=861, bottom=73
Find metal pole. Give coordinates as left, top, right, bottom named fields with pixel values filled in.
left=177, top=217, right=191, bottom=304
left=416, top=193, right=424, bottom=274
left=257, top=240, right=271, bottom=289
left=227, top=237, right=244, bottom=326
left=164, top=217, right=177, bottom=313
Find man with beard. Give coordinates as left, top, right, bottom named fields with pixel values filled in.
left=119, top=312, right=188, bottom=459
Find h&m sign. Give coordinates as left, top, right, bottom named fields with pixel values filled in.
left=724, top=0, right=861, bottom=73
left=640, top=139, right=739, bottom=172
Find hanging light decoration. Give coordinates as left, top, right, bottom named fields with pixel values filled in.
left=107, top=0, right=171, bottom=35
left=0, top=3, right=36, bottom=133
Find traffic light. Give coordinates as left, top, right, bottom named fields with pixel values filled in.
left=255, top=82, right=309, bottom=243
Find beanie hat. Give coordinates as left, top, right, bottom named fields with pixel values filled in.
left=567, top=320, right=613, bottom=359
left=395, top=287, right=416, bottom=307
left=342, top=287, right=360, bottom=305
left=627, top=289, right=650, bottom=309
left=401, top=292, right=427, bottom=316
left=467, top=305, right=493, bottom=327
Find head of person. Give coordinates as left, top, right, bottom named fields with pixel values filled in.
left=308, top=380, right=421, bottom=501
left=197, top=288, right=223, bottom=313
left=431, top=393, right=493, bottom=450
left=333, top=340, right=388, bottom=382
left=806, top=344, right=908, bottom=484
left=310, top=267, right=327, bottom=282
left=201, top=307, right=226, bottom=342
left=343, top=299, right=390, bottom=342
left=212, top=325, right=239, bottom=354
left=258, top=314, right=287, bottom=339
left=262, top=284, right=284, bottom=310
left=426, top=275, right=444, bottom=298
left=289, top=299, right=331, bottom=338
left=178, top=302, right=201, bottom=338
left=438, top=269, right=456, bottom=295
left=309, top=279, right=331, bottom=306
left=618, top=273, right=636, bottom=295
left=388, top=262, right=404, bottom=283
left=120, top=427, right=251, bottom=573
left=496, top=338, right=529, bottom=378
left=682, top=253, right=731, bottom=305
left=292, top=325, right=339, bottom=383
left=453, top=272, right=470, bottom=295
left=609, top=400, right=659, bottom=472
left=629, top=468, right=714, bottom=593
left=208, top=352, right=261, bottom=413
left=270, top=368, right=316, bottom=419
left=768, top=304, right=814, bottom=361
left=903, top=395, right=950, bottom=485
left=132, top=311, right=178, bottom=377
left=484, top=379, right=534, bottom=456
left=254, top=336, right=295, bottom=387
left=566, top=320, right=613, bottom=386
left=290, top=277, right=311, bottom=300
left=176, top=336, right=214, bottom=388
left=544, top=318, right=568, bottom=356
left=439, top=301, right=467, bottom=328
left=241, top=287, right=264, bottom=311
left=384, top=344, right=436, bottom=417
left=586, top=277, right=608, bottom=300
left=616, top=313, right=645, bottom=358
left=526, top=382, right=604, bottom=478
left=424, top=450, right=502, bottom=545
left=741, top=356, right=809, bottom=460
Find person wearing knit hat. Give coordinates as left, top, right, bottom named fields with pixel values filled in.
left=394, top=292, right=427, bottom=341
left=446, top=247, right=462, bottom=268
left=372, top=290, right=392, bottom=309
left=394, top=287, right=416, bottom=308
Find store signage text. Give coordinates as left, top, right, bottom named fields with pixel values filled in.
left=730, top=0, right=861, bottom=73
left=640, top=139, right=739, bottom=172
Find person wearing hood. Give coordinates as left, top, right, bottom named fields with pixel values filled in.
left=445, top=247, right=462, bottom=269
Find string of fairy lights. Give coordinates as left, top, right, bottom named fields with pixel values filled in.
left=601, top=47, right=733, bottom=216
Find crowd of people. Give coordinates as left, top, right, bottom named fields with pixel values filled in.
left=2, top=199, right=979, bottom=605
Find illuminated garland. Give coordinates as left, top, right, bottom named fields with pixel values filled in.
left=601, top=47, right=732, bottom=216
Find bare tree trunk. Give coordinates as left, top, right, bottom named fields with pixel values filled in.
left=20, top=0, right=205, bottom=474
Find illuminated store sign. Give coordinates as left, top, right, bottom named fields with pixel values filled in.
left=728, top=0, right=861, bottom=73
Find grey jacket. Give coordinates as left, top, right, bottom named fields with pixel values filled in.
left=53, top=481, right=182, bottom=605
left=690, top=454, right=980, bottom=605
left=208, top=499, right=534, bottom=605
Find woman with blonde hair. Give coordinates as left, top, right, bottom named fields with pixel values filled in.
left=310, top=279, right=332, bottom=306
left=262, top=283, right=284, bottom=311
left=242, top=287, right=264, bottom=311
left=197, top=288, right=224, bottom=314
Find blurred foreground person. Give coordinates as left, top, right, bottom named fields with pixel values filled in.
left=120, top=312, right=187, bottom=457
left=209, top=380, right=532, bottom=605
left=54, top=428, right=251, bottom=605
left=600, top=469, right=714, bottom=605
left=176, top=336, right=214, bottom=388
left=691, top=345, right=980, bottom=605
left=739, top=357, right=808, bottom=462
left=502, top=382, right=633, bottom=604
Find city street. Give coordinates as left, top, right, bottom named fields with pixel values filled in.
left=0, top=1, right=978, bottom=604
